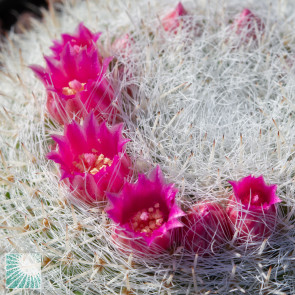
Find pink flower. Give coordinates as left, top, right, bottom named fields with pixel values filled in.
left=179, top=202, right=232, bottom=255
left=161, top=2, right=188, bottom=33
left=47, top=112, right=131, bottom=204
left=112, top=34, right=134, bottom=57
left=30, top=43, right=116, bottom=125
left=50, top=22, right=101, bottom=58
left=106, top=166, right=184, bottom=253
left=232, top=8, right=264, bottom=42
left=227, top=175, right=281, bottom=242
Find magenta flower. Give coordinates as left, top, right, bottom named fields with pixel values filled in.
left=179, top=202, right=232, bottom=255
left=30, top=43, right=115, bottom=125
left=161, top=2, right=188, bottom=33
left=106, top=166, right=184, bottom=253
left=50, top=22, right=101, bottom=58
left=232, top=8, right=264, bottom=42
left=47, top=112, right=131, bottom=204
left=227, top=175, right=281, bottom=242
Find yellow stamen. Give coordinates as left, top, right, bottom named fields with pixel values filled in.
left=129, top=203, right=165, bottom=236
left=62, top=82, right=86, bottom=96
left=73, top=153, right=113, bottom=175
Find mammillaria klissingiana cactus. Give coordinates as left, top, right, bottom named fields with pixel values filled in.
left=30, top=23, right=115, bottom=125
left=107, top=166, right=184, bottom=255
left=1, top=0, right=295, bottom=294
left=227, top=175, right=281, bottom=243
left=48, top=112, right=131, bottom=204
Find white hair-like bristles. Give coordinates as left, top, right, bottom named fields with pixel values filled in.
left=1, top=0, right=295, bottom=294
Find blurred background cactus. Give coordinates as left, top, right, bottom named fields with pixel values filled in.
left=0, top=0, right=48, bottom=34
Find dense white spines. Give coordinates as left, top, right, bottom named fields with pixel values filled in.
left=1, top=0, right=295, bottom=294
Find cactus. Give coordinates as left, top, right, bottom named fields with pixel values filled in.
left=1, top=0, right=295, bottom=294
